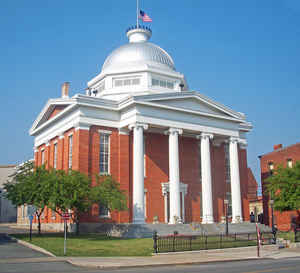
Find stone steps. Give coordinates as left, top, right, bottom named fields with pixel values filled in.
left=105, top=222, right=272, bottom=238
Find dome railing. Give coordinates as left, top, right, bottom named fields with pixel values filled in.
left=126, top=25, right=152, bottom=34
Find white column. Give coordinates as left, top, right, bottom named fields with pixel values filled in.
left=198, top=133, right=214, bottom=224
left=163, top=193, right=168, bottom=223
left=229, top=137, right=243, bottom=223
left=168, top=128, right=182, bottom=224
left=129, top=123, right=148, bottom=224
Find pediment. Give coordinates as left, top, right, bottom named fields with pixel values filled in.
left=141, top=93, right=245, bottom=121
left=30, top=98, right=74, bottom=135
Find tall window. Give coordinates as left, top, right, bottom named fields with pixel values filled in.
left=41, top=149, right=45, bottom=165
left=224, top=143, right=231, bottom=183
left=68, top=135, right=73, bottom=170
left=51, top=209, right=56, bottom=219
left=53, top=143, right=57, bottom=169
left=287, top=158, right=293, bottom=168
left=226, top=192, right=232, bottom=216
left=99, top=202, right=110, bottom=218
left=268, top=162, right=274, bottom=175
left=100, top=133, right=110, bottom=174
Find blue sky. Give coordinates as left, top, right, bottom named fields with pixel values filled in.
left=1, top=1, right=300, bottom=189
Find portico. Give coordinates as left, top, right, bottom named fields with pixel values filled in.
left=128, top=121, right=246, bottom=225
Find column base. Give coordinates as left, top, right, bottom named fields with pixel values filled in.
left=202, top=216, right=214, bottom=224
left=133, top=218, right=146, bottom=224
left=232, top=216, right=243, bottom=224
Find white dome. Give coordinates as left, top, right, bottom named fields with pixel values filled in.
left=101, top=27, right=176, bottom=73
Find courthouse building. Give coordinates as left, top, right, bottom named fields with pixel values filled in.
left=29, top=26, right=253, bottom=228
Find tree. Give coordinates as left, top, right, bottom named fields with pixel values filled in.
left=48, top=170, right=127, bottom=234
left=265, top=161, right=300, bottom=214
left=4, top=161, right=51, bottom=234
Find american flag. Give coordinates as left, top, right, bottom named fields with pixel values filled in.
left=139, top=10, right=152, bottom=22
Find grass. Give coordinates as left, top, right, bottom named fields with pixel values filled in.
left=12, top=232, right=264, bottom=256
left=12, top=233, right=153, bottom=257
left=276, top=231, right=296, bottom=243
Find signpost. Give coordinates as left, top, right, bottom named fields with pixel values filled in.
left=27, top=205, right=37, bottom=241
left=62, top=212, right=70, bottom=256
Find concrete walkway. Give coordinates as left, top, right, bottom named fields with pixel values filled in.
left=65, top=245, right=300, bottom=269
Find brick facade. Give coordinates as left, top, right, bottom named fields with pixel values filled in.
left=29, top=127, right=250, bottom=226
left=260, top=142, right=300, bottom=231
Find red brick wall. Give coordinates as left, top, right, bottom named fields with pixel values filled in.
left=260, top=143, right=300, bottom=231
left=33, top=127, right=250, bottom=225
left=47, top=105, right=67, bottom=121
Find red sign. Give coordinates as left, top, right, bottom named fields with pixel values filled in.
left=62, top=213, right=70, bottom=220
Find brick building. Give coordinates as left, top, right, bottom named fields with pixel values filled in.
left=28, top=26, right=253, bottom=230
left=247, top=168, right=263, bottom=222
left=260, top=143, right=300, bottom=231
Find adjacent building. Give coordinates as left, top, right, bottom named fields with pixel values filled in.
left=260, top=143, right=300, bottom=231
left=29, top=26, right=253, bottom=230
left=0, top=165, right=17, bottom=223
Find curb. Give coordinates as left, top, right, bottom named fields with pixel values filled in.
left=66, top=257, right=268, bottom=270
left=9, top=236, right=56, bottom=257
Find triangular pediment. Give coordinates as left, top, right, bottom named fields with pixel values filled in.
left=30, top=98, right=74, bottom=135
left=138, top=92, right=245, bottom=121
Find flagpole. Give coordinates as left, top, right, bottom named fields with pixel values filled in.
left=137, top=0, right=139, bottom=28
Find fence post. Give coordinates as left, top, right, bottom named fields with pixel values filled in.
left=220, top=234, right=222, bottom=249
left=294, top=227, right=297, bottom=243
left=205, top=235, right=208, bottom=250
left=173, top=231, right=178, bottom=252
left=272, top=226, right=277, bottom=244
left=189, top=236, right=192, bottom=251
left=153, top=230, right=158, bottom=253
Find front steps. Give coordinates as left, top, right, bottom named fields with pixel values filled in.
left=79, top=222, right=272, bottom=238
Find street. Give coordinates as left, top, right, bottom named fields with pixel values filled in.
left=1, top=229, right=300, bottom=273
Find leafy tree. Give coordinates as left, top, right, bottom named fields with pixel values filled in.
left=93, top=175, right=127, bottom=212
left=266, top=161, right=300, bottom=214
left=4, top=162, right=51, bottom=234
left=48, top=170, right=127, bottom=234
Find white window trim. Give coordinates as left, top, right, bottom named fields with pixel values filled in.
left=99, top=131, right=111, bottom=175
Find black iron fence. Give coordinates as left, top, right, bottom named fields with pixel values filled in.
left=294, top=228, right=300, bottom=242
left=153, top=231, right=275, bottom=253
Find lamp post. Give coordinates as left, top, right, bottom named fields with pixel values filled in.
left=224, top=199, right=229, bottom=236
left=270, top=199, right=276, bottom=244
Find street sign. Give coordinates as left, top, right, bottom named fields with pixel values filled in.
left=62, top=213, right=70, bottom=220
left=27, top=205, right=37, bottom=217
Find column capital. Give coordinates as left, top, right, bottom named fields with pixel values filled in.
left=229, top=136, right=239, bottom=144
left=118, top=128, right=130, bottom=135
left=165, top=127, right=183, bottom=135
left=196, top=132, right=214, bottom=140
left=128, top=122, right=148, bottom=131
left=45, top=141, right=50, bottom=147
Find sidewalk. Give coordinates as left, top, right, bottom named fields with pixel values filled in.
left=65, top=245, right=300, bottom=269
left=2, top=223, right=300, bottom=270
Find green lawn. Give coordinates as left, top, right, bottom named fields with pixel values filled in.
left=277, top=231, right=296, bottom=242
left=12, top=233, right=153, bottom=257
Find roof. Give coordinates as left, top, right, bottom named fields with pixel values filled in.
left=259, top=142, right=300, bottom=158
left=0, top=165, right=16, bottom=187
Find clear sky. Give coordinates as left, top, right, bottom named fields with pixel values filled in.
left=1, top=1, right=300, bottom=190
